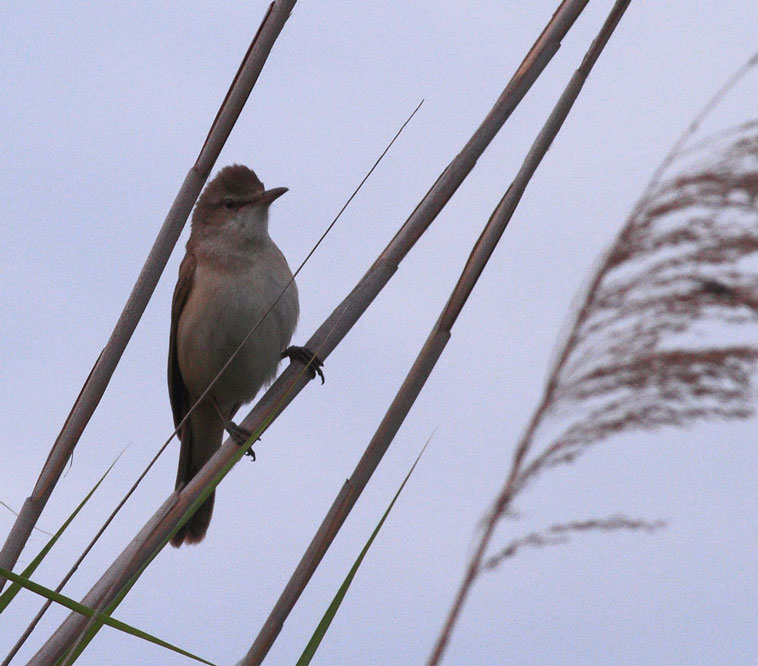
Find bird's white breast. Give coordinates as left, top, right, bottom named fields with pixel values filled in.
left=177, top=242, right=299, bottom=411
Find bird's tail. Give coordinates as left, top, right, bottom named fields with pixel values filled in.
left=171, top=402, right=223, bottom=547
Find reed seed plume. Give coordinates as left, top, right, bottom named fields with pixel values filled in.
left=482, top=515, right=667, bottom=569
left=518, top=119, right=758, bottom=488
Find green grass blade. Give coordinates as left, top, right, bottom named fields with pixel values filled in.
left=0, top=451, right=123, bottom=613
left=296, top=437, right=431, bottom=665
left=0, top=566, right=217, bottom=665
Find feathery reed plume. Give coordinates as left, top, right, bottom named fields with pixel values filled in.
left=482, top=515, right=666, bottom=569
left=518, top=117, right=758, bottom=491
left=429, top=56, right=758, bottom=666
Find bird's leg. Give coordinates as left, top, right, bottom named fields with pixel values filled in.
left=282, top=346, right=325, bottom=384
left=211, top=398, right=257, bottom=461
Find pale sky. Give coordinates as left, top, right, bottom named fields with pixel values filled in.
left=2, top=2, right=757, bottom=665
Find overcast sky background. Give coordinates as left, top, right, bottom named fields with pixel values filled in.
left=3, top=2, right=758, bottom=665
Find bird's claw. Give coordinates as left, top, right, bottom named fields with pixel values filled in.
left=282, top=346, right=325, bottom=384
left=226, top=422, right=258, bottom=461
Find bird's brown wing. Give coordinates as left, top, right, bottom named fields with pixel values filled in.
left=168, top=252, right=196, bottom=430
left=168, top=251, right=218, bottom=544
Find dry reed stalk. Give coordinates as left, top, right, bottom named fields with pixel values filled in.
left=0, top=0, right=297, bottom=593
left=26, top=2, right=591, bottom=663
left=427, top=52, right=758, bottom=666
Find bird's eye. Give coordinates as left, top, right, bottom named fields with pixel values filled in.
left=223, top=198, right=236, bottom=209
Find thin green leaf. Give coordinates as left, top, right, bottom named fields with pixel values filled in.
left=0, top=451, right=124, bottom=613
left=0, top=567, right=217, bottom=665
left=296, top=436, right=431, bottom=665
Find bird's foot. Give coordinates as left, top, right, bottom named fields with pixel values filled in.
left=226, top=422, right=258, bottom=461
left=211, top=397, right=259, bottom=460
left=282, top=346, right=325, bottom=384
left=226, top=421, right=252, bottom=445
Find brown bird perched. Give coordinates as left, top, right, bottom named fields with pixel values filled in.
left=168, top=165, right=321, bottom=546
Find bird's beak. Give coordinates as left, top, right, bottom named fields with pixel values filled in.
left=255, top=186, right=288, bottom=206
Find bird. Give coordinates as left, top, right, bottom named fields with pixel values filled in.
left=168, top=164, right=321, bottom=547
